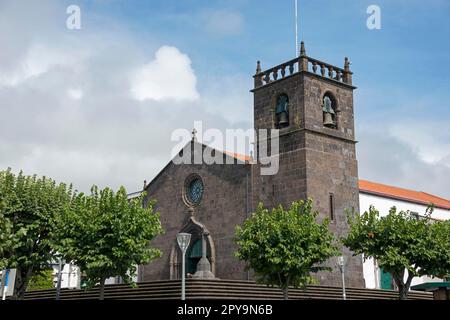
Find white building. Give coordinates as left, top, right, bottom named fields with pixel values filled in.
left=49, top=262, right=81, bottom=289
left=359, top=179, right=450, bottom=290
left=48, top=263, right=136, bottom=290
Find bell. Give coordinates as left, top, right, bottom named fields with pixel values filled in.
left=278, top=112, right=288, bottom=126
left=323, top=112, right=335, bottom=127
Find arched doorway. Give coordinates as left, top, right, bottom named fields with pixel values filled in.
left=169, top=217, right=216, bottom=279
left=186, top=238, right=212, bottom=275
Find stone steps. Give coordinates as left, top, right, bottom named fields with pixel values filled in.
left=23, top=279, right=433, bottom=300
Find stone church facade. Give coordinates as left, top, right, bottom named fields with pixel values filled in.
left=139, top=43, right=365, bottom=288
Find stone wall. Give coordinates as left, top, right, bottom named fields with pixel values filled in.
left=302, top=73, right=364, bottom=287
left=141, top=143, right=250, bottom=281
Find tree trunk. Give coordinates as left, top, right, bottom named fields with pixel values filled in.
left=12, top=267, right=33, bottom=300
left=401, top=272, right=415, bottom=301
left=282, top=286, right=289, bottom=300
left=393, top=270, right=414, bottom=300
left=278, top=273, right=290, bottom=300
left=398, top=283, right=408, bottom=300
left=99, top=278, right=106, bottom=300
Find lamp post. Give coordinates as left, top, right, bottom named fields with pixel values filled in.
left=0, top=269, right=8, bottom=300
left=177, top=232, right=191, bottom=300
left=337, top=255, right=346, bottom=300
left=56, top=257, right=64, bottom=300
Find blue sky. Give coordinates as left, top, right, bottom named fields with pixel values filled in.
left=76, top=0, right=450, bottom=89
left=0, top=0, right=449, bottom=198
left=71, top=0, right=450, bottom=127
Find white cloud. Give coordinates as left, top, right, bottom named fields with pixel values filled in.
left=357, top=123, right=450, bottom=199
left=0, top=2, right=250, bottom=194
left=130, top=46, right=199, bottom=102
left=67, top=88, right=84, bottom=100
left=389, top=120, right=450, bottom=166
left=0, top=44, right=84, bottom=87
left=355, top=87, right=450, bottom=199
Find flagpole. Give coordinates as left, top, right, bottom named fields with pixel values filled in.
left=295, top=0, right=299, bottom=56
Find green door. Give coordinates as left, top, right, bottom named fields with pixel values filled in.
left=380, top=268, right=393, bottom=290
left=186, top=239, right=202, bottom=275
left=185, top=238, right=212, bottom=275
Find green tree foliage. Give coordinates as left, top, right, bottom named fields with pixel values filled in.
left=0, top=212, right=13, bottom=270
left=27, top=269, right=54, bottom=291
left=343, top=206, right=450, bottom=300
left=0, top=169, right=72, bottom=299
left=53, top=186, right=164, bottom=299
left=235, top=199, right=339, bottom=299
left=420, top=219, right=450, bottom=280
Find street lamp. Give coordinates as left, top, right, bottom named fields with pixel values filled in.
left=177, top=232, right=191, bottom=300
left=56, top=257, right=66, bottom=300
left=0, top=269, right=9, bottom=300
left=337, top=255, right=346, bottom=300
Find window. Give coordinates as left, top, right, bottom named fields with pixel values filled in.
left=183, top=174, right=204, bottom=207
left=187, top=178, right=204, bottom=205
left=329, top=193, right=335, bottom=221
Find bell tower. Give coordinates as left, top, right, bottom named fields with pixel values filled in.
left=250, top=42, right=364, bottom=287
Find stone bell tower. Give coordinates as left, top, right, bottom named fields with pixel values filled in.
left=250, top=42, right=364, bottom=287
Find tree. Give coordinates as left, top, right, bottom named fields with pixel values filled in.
left=0, top=212, right=13, bottom=269
left=235, top=199, right=339, bottom=300
left=343, top=206, right=450, bottom=300
left=419, top=219, right=450, bottom=280
left=53, top=186, right=163, bottom=300
left=27, top=269, right=54, bottom=291
left=0, top=169, right=72, bottom=299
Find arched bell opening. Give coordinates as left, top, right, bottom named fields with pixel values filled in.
left=322, top=92, right=338, bottom=129
left=274, top=93, right=289, bottom=129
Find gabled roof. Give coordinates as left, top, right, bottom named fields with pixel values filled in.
left=143, top=140, right=251, bottom=191
left=359, top=180, right=450, bottom=210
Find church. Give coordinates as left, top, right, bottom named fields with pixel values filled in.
left=138, top=42, right=365, bottom=288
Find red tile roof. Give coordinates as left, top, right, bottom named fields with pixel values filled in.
left=359, top=180, right=450, bottom=210
left=223, top=151, right=252, bottom=162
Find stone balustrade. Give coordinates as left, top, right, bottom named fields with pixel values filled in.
left=253, top=58, right=299, bottom=88
left=254, top=42, right=353, bottom=89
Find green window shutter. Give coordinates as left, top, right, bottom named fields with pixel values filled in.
left=380, top=268, right=393, bottom=290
